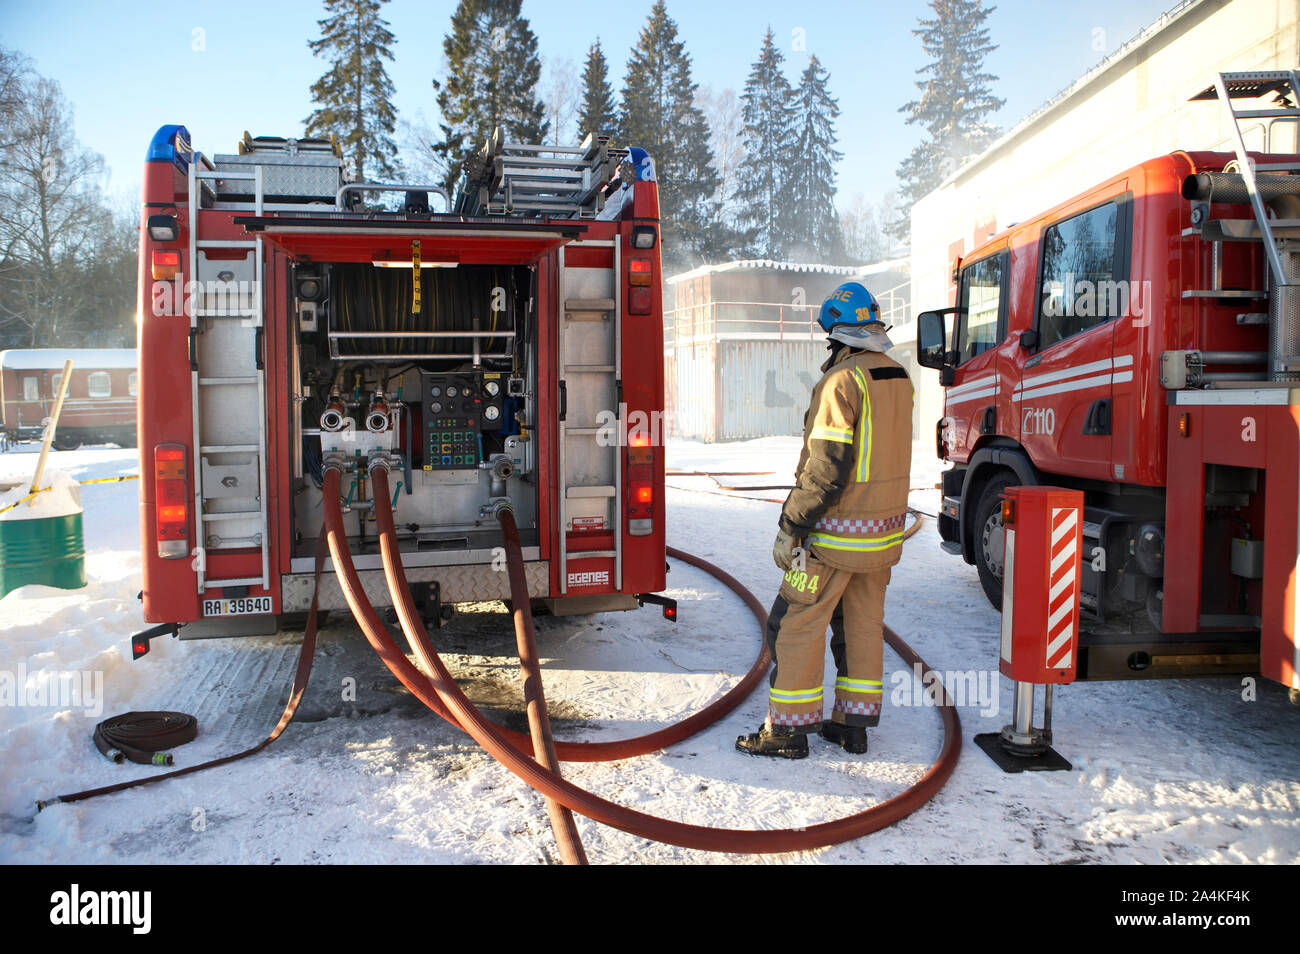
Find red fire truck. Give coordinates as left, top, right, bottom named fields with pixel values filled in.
left=136, top=126, right=667, bottom=638
left=917, top=71, right=1300, bottom=695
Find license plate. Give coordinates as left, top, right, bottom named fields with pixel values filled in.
left=202, top=596, right=273, bottom=617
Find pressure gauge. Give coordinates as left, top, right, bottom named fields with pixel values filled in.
left=483, top=405, right=501, bottom=422
left=446, top=385, right=458, bottom=398
left=431, top=401, right=442, bottom=413
left=430, top=386, right=441, bottom=397
left=484, top=380, right=501, bottom=397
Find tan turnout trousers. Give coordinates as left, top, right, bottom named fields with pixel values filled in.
left=766, top=554, right=890, bottom=728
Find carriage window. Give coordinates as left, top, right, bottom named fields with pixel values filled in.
left=128, top=372, right=138, bottom=397
left=87, top=372, right=112, bottom=398
left=956, top=253, right=1006, bottom=364
left=22, top=376, right=38, bottom=401
left=1038, top=202, right=1121, bottom=350
left=52, top=373, right=62, bottom=397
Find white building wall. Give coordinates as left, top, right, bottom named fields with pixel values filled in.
left=903, top=0, right=1300, bottom=438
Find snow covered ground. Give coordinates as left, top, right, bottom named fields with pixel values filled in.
left=0, top=437, right=1297, bottom=865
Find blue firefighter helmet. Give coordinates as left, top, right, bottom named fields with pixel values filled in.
left=817, top=282, right=884, bottom=333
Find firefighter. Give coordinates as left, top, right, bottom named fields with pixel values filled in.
left=736, top=282, right=913, bottom=759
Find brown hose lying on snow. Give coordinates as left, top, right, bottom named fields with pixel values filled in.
left=324, top=465, right=772, bottom=763
left=323, top=463, right=960, bottom=856
left=493, top=505, right=587, bottom=864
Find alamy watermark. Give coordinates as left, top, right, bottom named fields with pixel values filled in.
left=889, top=663, right=1000, bottom=717
left=151, top=276, right=260, bottom=321
left=0, top=664, right=103, bottom=717
left=1042, top=276, right=1153, bottom=325
left=50, top=884, right=151, bottom=934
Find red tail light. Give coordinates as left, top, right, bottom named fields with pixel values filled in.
left=628, top=432, right=654, bottom=535
left=152, top=249, right=180, bottom=281
left=628, top=257, right=653, bottom=316
left=154, top=443, right=189, bottom=559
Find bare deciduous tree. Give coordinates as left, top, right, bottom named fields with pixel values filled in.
left=695, top=84, right=743, bottom=221
left=541, top=56, right=579, bottom=145
left=839, top=191, right=899, bottom=265
left=0, top=69, right=112, bottom=346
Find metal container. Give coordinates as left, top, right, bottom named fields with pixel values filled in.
left=665, top=338, right=825, bottom=442
left=0, top=510, right=86, bottom=597
left=718, top=339, right=825, bottom=440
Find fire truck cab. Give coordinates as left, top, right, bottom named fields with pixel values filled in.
left=137, top=126, right=667, bottom=637
left=916, top=73, right=1300, bottom=692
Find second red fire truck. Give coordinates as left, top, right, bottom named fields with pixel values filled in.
left=917, top=71, right=1300, bottom=696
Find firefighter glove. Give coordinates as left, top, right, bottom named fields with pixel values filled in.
left=772, top=529, right=800, bottom=571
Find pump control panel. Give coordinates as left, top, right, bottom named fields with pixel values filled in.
left=421, top=372, right=505, bottom=469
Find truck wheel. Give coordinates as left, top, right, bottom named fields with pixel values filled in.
left=973, top=474, right=1015, bottom=611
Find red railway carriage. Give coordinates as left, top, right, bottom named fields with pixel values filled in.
left=137, top=126, right=668, bottom=638
left=0, top=348, right=137, bottom=449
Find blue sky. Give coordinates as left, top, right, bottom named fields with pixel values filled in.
left=2, top=0, right=1177, bottom=209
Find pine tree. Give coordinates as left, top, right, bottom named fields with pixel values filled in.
left=433, top=0, right=548, bottom=194
left=305, top=0, right=401, bottom=182
left=619, top=1, right=721, bottom=269
left=733, top=29, right=796, bottom=260
left=785, top=55, right=842, bottom=262
left=577, top=39, right=616, bottom=141
left=891, top=0, right=1004, bottom=242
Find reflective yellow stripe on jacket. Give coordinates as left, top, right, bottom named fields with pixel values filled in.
left=851, top=367, right=871, bottom=482
left=809, top=424, right=854, bottom=445
left=806, top=530, right=906, bottom=553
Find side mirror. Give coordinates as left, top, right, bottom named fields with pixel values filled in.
left=916, top=310, right=951, bottom=370
left=1019, top=329, right=1039, bottom=351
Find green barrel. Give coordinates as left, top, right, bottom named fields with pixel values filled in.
left=0, top=511, right=86, bottom=597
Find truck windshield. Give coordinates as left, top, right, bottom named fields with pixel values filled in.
left=956, top=253, right=1005, bottom=364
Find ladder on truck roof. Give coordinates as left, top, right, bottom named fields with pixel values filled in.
left=187, top=156, right=271, bottom=594
left=455, top=128, right=625, bottom=218
left=1194, top=69, right=1300, bottom=287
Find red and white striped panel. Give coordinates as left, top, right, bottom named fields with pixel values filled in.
left=1046, top=507, right=1078, bottom=669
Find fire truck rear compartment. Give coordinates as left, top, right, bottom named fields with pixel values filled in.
left=289, top=262, right=541, bottom=572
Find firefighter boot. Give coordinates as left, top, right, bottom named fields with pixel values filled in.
left=735, top=723, right=810, bottom=759
left=820, top=720, right=868, bottom=754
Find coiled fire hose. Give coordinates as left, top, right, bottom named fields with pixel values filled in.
left=92, top=711, right=197, bottom=766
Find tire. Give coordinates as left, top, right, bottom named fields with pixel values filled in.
left=973, top=473, right=1016, bottom=611
left=53, top=433, right=80, bottom=451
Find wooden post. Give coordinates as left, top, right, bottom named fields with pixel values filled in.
left=30, top=359, right=73, bottom=494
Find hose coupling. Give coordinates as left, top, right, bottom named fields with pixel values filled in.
left=482, top=498, right=514, bottom=519
left=365, top=390, right=390, bottom=433
left=490, top=454, right=515, bottom=481
left=320, top=389, right=347, bottom=432
left=321, top=452, right=350, bottom=474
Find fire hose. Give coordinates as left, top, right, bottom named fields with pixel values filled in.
left=38, top=465, right=959, bottom=861
left=326, top=461, right=961, bottom=859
